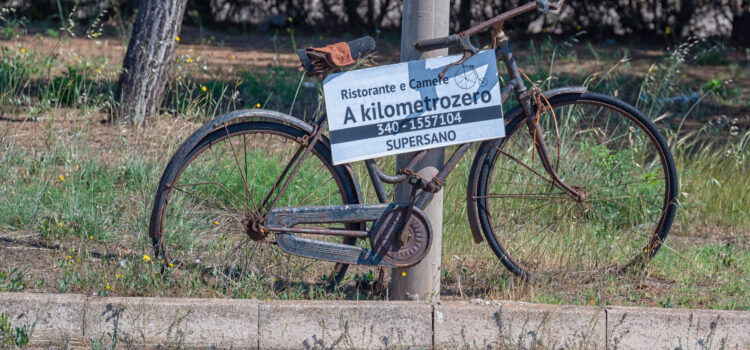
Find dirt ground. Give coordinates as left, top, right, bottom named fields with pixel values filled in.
left=9, top=26, right=750, bottom=104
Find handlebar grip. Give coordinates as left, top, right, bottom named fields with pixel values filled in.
left=348, top=36, right=376, bottom=59
left=414, top=34, right=459, bottom=52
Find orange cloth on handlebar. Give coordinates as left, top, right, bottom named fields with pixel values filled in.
left=309, top=42, right=354, bottom=67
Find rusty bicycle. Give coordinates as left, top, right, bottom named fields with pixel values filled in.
left=149, top=0, right=678, bottom=290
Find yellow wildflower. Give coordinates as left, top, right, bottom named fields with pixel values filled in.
left=168, top=262, right=174, bottom=268
left=665, top=26, right=672, bottom=35
left=20, top=48, right=26, bottom=54
left=187, top=58, right=193, bottom=63
left=201, top=85, right=207, bottom=92
left=401, top=271, right=406, bottom=277
left=255, top=103, right=261, bottom=108
left=175, top=36, right=181, bottom=42
left=214, top=221, right=219, bottom=225
left=115, top=274, right=122, bottom=279
left=89, top=235, right=93, bottom=240
left=143, top=254, right=151, bottom=262
left=231, top=55, right=236, bottom=60
left=59, top=175, right=65, bottom=181
left=105, top=285, right=111, bottom=290
left=58, top=222, right=63, bottom=228
left=66, top=255, right=72, bottom=259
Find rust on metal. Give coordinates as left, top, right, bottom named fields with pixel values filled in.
left=262, top=118, right=330, bottom=216
left=264, top=225, right=369, bottom=238
left=370, top=206, right=432, bottom=267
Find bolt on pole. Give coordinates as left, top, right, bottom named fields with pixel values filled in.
left=391, top=0, right=450, bottom=301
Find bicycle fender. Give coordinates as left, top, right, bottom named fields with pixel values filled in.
left=466, top=86, right=587, bottom=244
left=543, top=86, right=587, bottom=99
left=170, top=109, right=314, bottom=161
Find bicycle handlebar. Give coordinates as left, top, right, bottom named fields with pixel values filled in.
left=414, top=0, right=565, bottom=53
left=414, top=34, right=460, bottom=52
left=348, top=36, right=376, bottom=59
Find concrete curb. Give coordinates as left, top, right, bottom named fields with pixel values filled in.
left=1, top=292, right=748, bottom=349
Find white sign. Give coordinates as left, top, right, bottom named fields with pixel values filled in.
left=323, top=50, right=504, bottom=165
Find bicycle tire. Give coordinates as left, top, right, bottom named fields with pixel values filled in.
left=470, top=92, right=678, bottom=282
left=149, top=120, right=363, bottom=291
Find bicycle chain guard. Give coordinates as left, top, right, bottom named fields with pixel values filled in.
left=370, top=205, right=432, bottom=268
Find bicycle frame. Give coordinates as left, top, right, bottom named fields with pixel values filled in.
left=261, top=1, right=587, bottom=265
left=265, top=34, right=584, bottom=235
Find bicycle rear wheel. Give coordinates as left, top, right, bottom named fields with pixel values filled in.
left=149, top=120, right=363, bottom=294
left=470, top=92, right=678, bottom=283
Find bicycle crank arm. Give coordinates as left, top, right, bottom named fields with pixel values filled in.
left=276, top=234, right=395, bottom=267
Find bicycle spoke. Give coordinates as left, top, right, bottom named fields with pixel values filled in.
left=475, top=192, right=569, bottom=200
left=154, top=124, right=357, bottom=294
left=480, top=97, right=673, bottom=284
left=172, top=181, right=252, bottom=212
left=259, top=143, right=306, bottom=212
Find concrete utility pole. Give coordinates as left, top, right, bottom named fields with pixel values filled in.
left=391, top=0, right=450, bottom=301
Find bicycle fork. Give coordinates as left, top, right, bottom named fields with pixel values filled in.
left=519, top=92, right=586, bottom=201
left=498, top=40, right=585, bottom=202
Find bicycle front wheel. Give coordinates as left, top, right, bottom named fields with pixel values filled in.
left=149, top=120, right=363, bottom=294
left=470, top=92, right=678, bottom=283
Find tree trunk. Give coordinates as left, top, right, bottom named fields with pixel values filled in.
left=458, top=0, right=472, bottom=31
left=674, top=0, right=696, bottom=38
left=115, top=0, right=188, bottom=124
left=342, top=0, right=365, bottom=30
left=731, top=3, right=750, bottom=45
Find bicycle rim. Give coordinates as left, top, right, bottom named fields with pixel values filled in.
left=150, top=121, right=360, bottom=295
left=475, top=92, right=677, bottom=284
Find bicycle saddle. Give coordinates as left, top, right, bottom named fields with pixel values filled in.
left=297, top=36, right=376, bottom=76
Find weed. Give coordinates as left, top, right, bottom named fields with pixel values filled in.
left=0, top=313, right=35, bottom=348
left=0, top=11, right=24, bottom=40
left=0, top=268, right=28, bottom=292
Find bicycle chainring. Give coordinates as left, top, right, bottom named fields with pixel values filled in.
left=370, top=206, right=432, bottom=268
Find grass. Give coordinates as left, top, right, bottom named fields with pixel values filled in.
left=0, top=18, right=748, bottom=310
left=0, top=313, right=34, bottom=348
